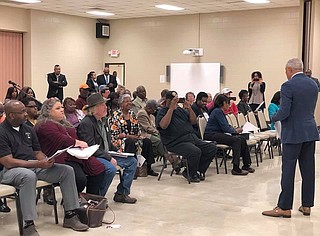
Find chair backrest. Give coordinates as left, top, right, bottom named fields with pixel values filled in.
left=198, top=117, right=207, bottom=140
left=227, top=114, right=239, bottom=128
left=226, top=115, right=233, bottom=127
left=257, top=110, right=269, bottom=130
left=247, top=111, right=259, bottom=128
left=237, top=113, right=247, bottom=127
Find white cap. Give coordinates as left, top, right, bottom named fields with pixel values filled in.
left=221, top=88, right=232, bottom=94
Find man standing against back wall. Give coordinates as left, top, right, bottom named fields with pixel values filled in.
left=262, top=58, right=319, bottom=218
left=47, top=64, right=68, bottom=101
left=97, top=66, right=117, bottom=93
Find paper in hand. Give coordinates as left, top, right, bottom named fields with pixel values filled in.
left=46, top=145, right=73, bottom=161
left=67, top=144, right=100, bottom=159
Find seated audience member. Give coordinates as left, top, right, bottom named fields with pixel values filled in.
left=237, top=89, right=252, bottom=116
left=185, top=91, right=195, bottom=104
left=75, top=84, right=90, bottom=110
left=268, top=91, right=281, bottom=130
left=204, top=94, right=254, bottom=176
left=221, top=88, right=238, bottom=116
left=109, top=94, right=158, bottom=177
left=207, top=93, right=213, bottom=103
left=77, top=93, right=137, bottom=203
left=158, top=89, right=169, bottom=108
left=132, top=85, right=147, bottom=115
left=306, top=69, right=320, bottom=91
left=35, top=98, right=106, bottom=196
left=107, top=92, right=120, bottom=115
left=0, top=102, right=5, bottom=124
left=0, top=102, right=10, bottom=213
left=4, top=86, right=18, bottom=103
left=17, top=86, right=42, bottom=110
left=156, top=91, right=217, bottom=182
left=99, top=85, right=110, bottom=99
left=86, top=71, right=99, bottom=93
left=117, top=84, right=126, bottom=96
left=137, top=100, right=177, bottom=163
left=124, top=89, right=132, bottom=97
left=191, top=92, right=209, bottom=137
left=0, top=100, right=89, bottom=234
left=207, top=92, right=220, bottom=114
left=21, top=97, right=39, bottom=127
left=63, top=97, right=85, bottom=128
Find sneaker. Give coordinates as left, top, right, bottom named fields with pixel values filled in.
left=182, top=170, right=200, bottom=183
left=63, top=215, right=89, bottom=231
left=23, top=225, right=40, bottom=236
left=113, top=193, right=137, bottom=204
left=242, top=166, right=255, bottom=173
left=197, top=172, right=205, bottom=181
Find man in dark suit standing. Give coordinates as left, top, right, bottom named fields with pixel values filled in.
left=46, top=64, right=68, bottom=101
left=97, top=66, right=117, bottom=92
left=262, top=58, right=319, bottom=218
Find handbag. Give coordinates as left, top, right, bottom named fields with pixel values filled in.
left=136, top=162, right=148, bottom=177
left=78, top=193, right=108, bottom=228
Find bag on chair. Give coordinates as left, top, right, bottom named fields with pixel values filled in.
left=78, top=193, right=107, bottom=228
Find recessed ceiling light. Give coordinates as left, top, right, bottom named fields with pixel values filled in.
left=86, top=11, right=115, bottom=16
left=155, top=4, right=184, bottom=11
left=244, top=0, right=270, bottom=3
left=11, top=0, right=41, bottom=3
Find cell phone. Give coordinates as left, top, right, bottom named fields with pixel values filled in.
left=178, top=98, right=185, bottom=103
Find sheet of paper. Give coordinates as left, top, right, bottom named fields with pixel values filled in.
left=242, top=121, right=259, bottom=133
left=137, top=154, right=146, bottom=167
left=108, top=151, right=135, bottom=158
left=106, top=224, right=121, bottom=229
left=67, top=144, right=99, bottom=160
left=47, top=145, right=73, bottom=160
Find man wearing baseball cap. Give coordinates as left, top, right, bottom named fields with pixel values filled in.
left=156, top=91, right=217, bottom=183
left=75, top=84, right=90, bottom=110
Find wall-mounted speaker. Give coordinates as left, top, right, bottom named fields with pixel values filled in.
left=96, top=23, right=110, bottom=38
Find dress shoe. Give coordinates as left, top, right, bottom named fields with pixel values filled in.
left=0, top=201, right=11, bottom=213
left=113, top=193, right=137, bottom=204
left=299, top=206, right=311, bottom=216
left=147, top=169, right=159, bottom=177
left=43, top=189, right=55, bottom=205
left=182, top=170, right=200, bottom=183
left=231, top=169, right=249, bottom=176
left=262, top=207, right=291, bottom=218
left=242, top=166, right=255, bottom=173
left=63, top=215, right=89, bottom=231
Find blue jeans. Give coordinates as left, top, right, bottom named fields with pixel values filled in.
left=96, top=158, right=117, bottom=196
left=114, top=156, right=137, bottom=195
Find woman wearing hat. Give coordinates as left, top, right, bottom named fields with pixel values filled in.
left=109, top=94, right=159, bottom=177
left=34, top=97, right=106, bottom=195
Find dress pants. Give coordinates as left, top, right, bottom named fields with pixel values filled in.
left=125, top=138, right=155, bottom=166
left=204, top=132, right=251, bottom=169
left=278, top=141, right=315, bottom=210
left=0, top=164, right=79, bottom=221
left=166, top=133, right=216, bottom=176
left=149, top=134, right=166, bottom=157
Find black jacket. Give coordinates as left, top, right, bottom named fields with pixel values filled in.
left=46, top=72, right=67, bottom=101
left=96, top=74, right=117, bottom=92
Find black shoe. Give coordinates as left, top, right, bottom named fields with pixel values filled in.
left=147, top=169, right=159, bottom=177
left=231, top=169, right=249, bottom=176
left=242, top=166, right=255, bottom=173
left=197, top=172, right=205, bottom=181
left=43, top=194, right=55, bottom=205
left=182, top=170, right=200, bottom=183
left=0, top=202, right=11, bottom=213
left=113, top=193, right=137, bottom=204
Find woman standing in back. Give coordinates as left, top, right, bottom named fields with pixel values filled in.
left=248, top=71, right=266, bottom=111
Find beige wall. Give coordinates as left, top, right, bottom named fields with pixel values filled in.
left=105, top=7, right=301, bottom=106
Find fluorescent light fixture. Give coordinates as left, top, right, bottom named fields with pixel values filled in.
left=155, top=4, right=184, bottom=11
left=86, top=11, right=115, bottom=16
left=244, top=0, right=270, bottom=3
left=11, top=0, right=41, bottom=3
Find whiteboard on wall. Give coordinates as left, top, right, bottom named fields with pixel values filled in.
left=170, top=63, right=221, bottom=97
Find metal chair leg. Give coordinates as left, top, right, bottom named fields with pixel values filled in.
left=158, top=156, right=166, bottom=181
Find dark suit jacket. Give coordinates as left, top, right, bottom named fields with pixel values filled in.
left=97, top=73, right=117, bottom=92
left=46, top=72, right=67, bottom=101
left=86, top=78, right=98, bottom=93
left=271, top=72, right=319, bottom=144
left=77, top=115, right=117, bottom=161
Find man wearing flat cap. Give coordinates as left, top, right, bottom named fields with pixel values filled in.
left=156, top=91, right=217, bottom=183
left=77, top=93, right=137, bottom=203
